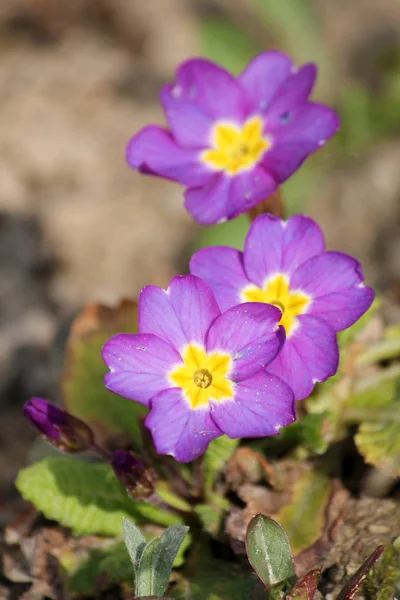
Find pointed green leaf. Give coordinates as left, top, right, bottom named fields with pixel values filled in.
left=135, top=525, right=189, bottom=597
left=246, top=514, right=295, bottom=589
left=156, top=526, right=189, bottom=592
left=16, top=457, right=181, bottom=535
left=123, top=518, right=147, bottom=578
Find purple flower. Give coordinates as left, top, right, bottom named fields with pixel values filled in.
left=190, top=215, right=375, bottom=400
left=102, top=275, right=295, bottom=462
left=24, top=397, right=94, bottom=452
left=126, top=52, right=339, bottom=225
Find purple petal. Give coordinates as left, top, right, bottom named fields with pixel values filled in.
left=291, top=251, right=375, bottom=331
left=102, top=333, right=181, bottom=406
left=206, top=302, right=285, bottom=381
left=190, top=247, right=249, bottom=312
left=185, top=167, right=277, bottom=225
left=244, top=214, right=325, bottom=287
left=160, top=83, right=213, bottom=148
left=267, top=315, right=339, bottom=400
left=239, top=51, right=294, bottom=115
left=138, top=286, right=187, bottom=351
left=172, top=58, right=245, bottom=121
left=139, top=275, right=220, bottom=351
left=262, top=103, right=340, bottom=182
left=126, top=125, right=212, bottom=187
left=264, top=63, right=317, bottom=127
left=168, top=275, right=221, bottom=346
left=210, top=372, right=295, bottom=437
left=146, top=388, right=222, bottom=462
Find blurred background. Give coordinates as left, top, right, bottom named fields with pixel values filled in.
left=1, top=0, right=400, bottom=522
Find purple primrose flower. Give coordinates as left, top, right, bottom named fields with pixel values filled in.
left=190, top=215, right=375, bottom=400
left=127, top=52, right=339, bottom=225
left=102, top=275, right=295, bottom=462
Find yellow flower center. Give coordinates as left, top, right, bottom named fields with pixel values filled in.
left=201, top=117, right=271, bottom=175
left=169, top=344, right=234, bottom=409
left=242, top=274, right=311, bottom=337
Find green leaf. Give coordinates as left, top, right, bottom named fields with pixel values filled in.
left=200, top=17, right=261, bottom=74
left=345, top=368, right=400, bottom=478
left=245, top=514, right=295, bottom=589
left=123, top=518, right=146, bottom=578
left=16, top=457, right=181, bottom=535
left=356, top=415, right=400, bottom=478
left=136, top=538, right=162, bottom=597
left=62, top=301, right=147, bottom=443
left=204, top=435, right=239, bottom=495
left=136, top=525, right=188, bottom=597
left=276, top=469, right=331, bottom=554
left=155, top=525, right=189, bottom=593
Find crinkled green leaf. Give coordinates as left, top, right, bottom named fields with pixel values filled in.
left=204, top=435, right=239, bottom=495
left=62, top=301, right=147, bottom=442
left=276, top=469, right=331, bottom=554
left=16, top=457, right=181, bottom=535
left=356, top=415, right=400, bottom=478
left=246, top=514, right=295, bottom=589
left=347, top=370, right=400, bottom=477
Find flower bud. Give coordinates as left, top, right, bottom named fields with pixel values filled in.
left=24, top=397, right=94, bottom=453
left=111, top=450, right=155, bottom=499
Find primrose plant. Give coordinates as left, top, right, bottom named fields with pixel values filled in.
left=17, top=50, right=384, bottom=599
left=121, top=514, right=384, bottom=600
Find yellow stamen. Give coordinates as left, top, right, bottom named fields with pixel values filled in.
left=242, top=274, right=311, bottom=337
left=169, top=344, right=234, bottom=409
left=202, top=117, right=271, bottom=175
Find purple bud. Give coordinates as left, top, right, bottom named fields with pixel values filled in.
left=24, top=397, right=94, bottom=453
left=111, top=450, right=155, bottom=500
